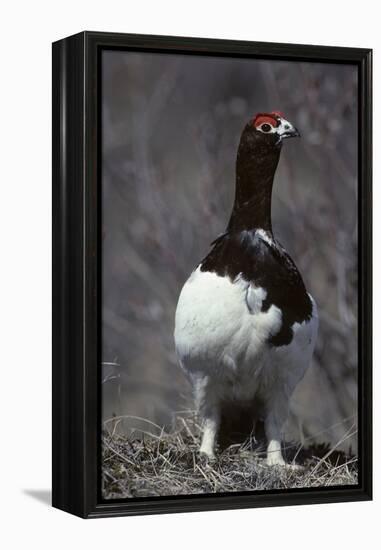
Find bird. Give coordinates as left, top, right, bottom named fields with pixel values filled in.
left=174, top=111, right=318, bottom=466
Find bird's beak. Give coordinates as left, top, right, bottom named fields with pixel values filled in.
left=278, top=118, right=301, bottom=140
left=283, top=126, right=301, bottom=139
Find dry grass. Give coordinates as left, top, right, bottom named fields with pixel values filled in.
left=102, top=414, right=358, bottom=499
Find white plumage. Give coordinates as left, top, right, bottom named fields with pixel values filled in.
left=175, top=255, right=318, bottom=464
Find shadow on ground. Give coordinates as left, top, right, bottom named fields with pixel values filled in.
left=23, top=489, right=51, bottom=506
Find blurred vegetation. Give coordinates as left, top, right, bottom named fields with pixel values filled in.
left=101, top=51, right=358, bottom=453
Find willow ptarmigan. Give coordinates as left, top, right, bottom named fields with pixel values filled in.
left=174, top=112, right=318, bottom=466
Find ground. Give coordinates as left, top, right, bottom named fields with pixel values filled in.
left=102, top=414, right=358, bottom=499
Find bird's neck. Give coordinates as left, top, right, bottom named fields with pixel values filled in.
left=227, top=143, right=281, bottom=234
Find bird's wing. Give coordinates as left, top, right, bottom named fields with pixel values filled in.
left=245, top=284, right=268, bottom=315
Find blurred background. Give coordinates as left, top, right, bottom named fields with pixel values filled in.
left=101, top=50, right=358, bottom=452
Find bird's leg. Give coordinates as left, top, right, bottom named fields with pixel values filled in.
left=194, top=376, right=220, bottom=460
left=266, top=433, right=285, bottom=466
left=264, top=393, right=289, bottom=467
left=200, top=412, right=220, bottom=460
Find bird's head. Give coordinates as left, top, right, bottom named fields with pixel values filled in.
left=236, top=112, right=300, bottom=179
left=250, top=111, right=300, bottom=147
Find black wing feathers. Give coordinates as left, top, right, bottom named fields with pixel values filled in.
left=200, top=231, right=312, bottom=346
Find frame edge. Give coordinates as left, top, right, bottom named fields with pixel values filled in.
left=52, top=32, right=88, bottom=518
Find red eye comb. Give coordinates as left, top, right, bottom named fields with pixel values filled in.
left=252, top=111, right=285, bottom=128
left=271, top=111, right=284, bottom=118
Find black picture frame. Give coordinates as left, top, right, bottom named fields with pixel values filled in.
left=52, top=31, right=372, bottom=519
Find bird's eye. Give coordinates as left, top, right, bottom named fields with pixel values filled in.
left=260, top=123, right=272, bottom=133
